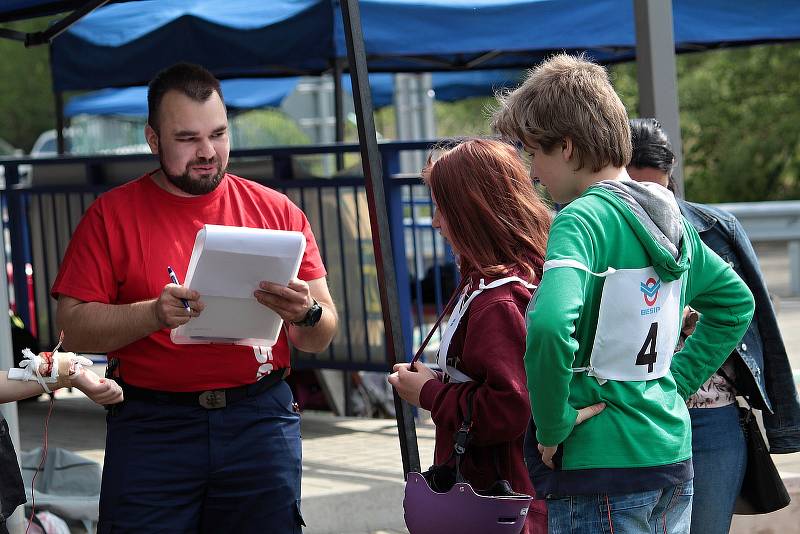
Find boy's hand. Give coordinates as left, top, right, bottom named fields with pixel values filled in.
left=538, top=402, right=606, bottom=469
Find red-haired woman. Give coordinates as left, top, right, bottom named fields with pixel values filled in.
left=390, top=138, right=550, bottom=534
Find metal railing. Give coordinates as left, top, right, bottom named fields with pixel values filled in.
left=714, top=201, right=800, bottom=295
left=0, top=140, right=454, bottom=371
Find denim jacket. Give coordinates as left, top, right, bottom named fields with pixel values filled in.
left=680, top=199, right=800, bottom=453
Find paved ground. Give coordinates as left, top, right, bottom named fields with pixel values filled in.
left=14, top=242, right=800, bottom=533
left=17, top=400, right=436, bottom=534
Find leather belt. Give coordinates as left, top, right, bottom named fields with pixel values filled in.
left=119, top=367, right=290, bottom=410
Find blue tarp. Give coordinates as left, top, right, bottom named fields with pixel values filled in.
left=0, top=0, right=140, bottom=23
left=65, top=70, right=523, bottom=117
left=49, top=0, right=800, bottom=91
left=65, top=77, right=302, bottom=117
left=52, top=0, right=334, bottom=90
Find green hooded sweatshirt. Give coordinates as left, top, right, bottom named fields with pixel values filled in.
left=526, top=180, right=754, bottom=474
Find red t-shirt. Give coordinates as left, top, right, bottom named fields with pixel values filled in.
left=51, top=172, right=327, bottom=391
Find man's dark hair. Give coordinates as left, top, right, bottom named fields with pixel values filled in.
left=629, top=118, right=675, bottom=177
left=147, top=62, right=223, bottom=132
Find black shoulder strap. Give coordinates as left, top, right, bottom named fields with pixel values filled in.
left=453, top=389, right=476, bottom=483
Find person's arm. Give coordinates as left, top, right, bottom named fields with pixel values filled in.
left=0, top=359, right=123, bottom=405
left=526, top=213, right=592, bottom=447
left=255, top=277, right=337, bottom=353
left=57, top=282, right=204, bottom=353
left=53, top=197, right=203, bottom=353
left=0, top=372, right=50, bottom=403
left=671, top=226, right=755, bottom=400
left=416, top=300, right=532, bottom=445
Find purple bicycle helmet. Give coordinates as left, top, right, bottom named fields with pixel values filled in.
left=404, top=472, right=531, bottom=533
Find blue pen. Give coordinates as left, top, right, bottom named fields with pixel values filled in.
left=167, top=266, right=192, bottom=313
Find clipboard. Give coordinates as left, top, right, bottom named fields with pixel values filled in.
left=170, top=224, right=306, bottom=347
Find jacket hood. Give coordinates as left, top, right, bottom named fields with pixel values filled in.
left=586, top=179, right=689, bottom=282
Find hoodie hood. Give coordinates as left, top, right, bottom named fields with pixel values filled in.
left=585, top=179, right=689, bottom=282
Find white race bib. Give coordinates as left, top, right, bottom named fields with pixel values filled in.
left=543, top=259, right=682, bottom=384
left=438, top=277, right=536, bottom=384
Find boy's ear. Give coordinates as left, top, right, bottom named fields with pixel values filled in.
left=561, top=137, right=574, bottom=161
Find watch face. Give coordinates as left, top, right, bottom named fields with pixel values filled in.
left=294, top=301, right=322, bottom=327
left=308, top=303, right=323, bottom=325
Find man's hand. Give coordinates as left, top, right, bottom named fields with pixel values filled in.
left=388, top=363, right=438, bottom=407
left=70, top=368, right=124, bottom=405
left=538, top=402, right=606, bottom=469
left=254, top=278, right=313, bottom=324
left=154, top=283, right=203, bottom=329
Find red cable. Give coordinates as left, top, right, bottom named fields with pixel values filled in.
left=25, top=396, right=55, bottom=534
left=605, top=494, right=615, bottom=534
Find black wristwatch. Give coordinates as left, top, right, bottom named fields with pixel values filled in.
left=291, top=298, right=323, bottom=327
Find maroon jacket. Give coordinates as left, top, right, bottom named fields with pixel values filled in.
left=418, top=275, right=547, bottom=534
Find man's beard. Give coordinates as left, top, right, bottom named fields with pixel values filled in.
left=158, top=151, right=225, bottom=196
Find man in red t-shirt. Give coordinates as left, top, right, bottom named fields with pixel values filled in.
left=51, top=63, right=337, bottom=533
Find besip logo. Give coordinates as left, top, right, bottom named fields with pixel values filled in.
left=640, top=277, right=660, bottom=307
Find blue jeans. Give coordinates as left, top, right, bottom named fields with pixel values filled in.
left=689, top=404, right=747, bottom=534
left=98, top=380, right=303, bottom=533
left=546, top=481, right=693, bottom=534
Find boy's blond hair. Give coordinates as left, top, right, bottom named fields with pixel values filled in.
left=492, top=53, right=632, bottom=172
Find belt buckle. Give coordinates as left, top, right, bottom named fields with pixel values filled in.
left=198, top=390, right=226, bottom=409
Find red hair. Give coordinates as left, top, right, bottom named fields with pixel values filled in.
left=422, top=138, right=551, bottom=282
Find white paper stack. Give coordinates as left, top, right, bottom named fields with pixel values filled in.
left=171, top=224, right=306, bottom=347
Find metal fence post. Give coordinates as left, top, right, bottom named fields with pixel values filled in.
left=340, top=0, right=421, bottom=476
left=4, top=164, right=33, bottom=330
left=382, top=147, right=414, bottom=362
left=789, top=241, right=800, bottom=296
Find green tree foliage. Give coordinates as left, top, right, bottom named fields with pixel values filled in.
left=0, top=18, right=55, bottom=152
left=374, top=96, right=496, bottom=140
left=230, top=109, right=311, bottom=148
left=381, top=44, right=800, bottom=203
left=434, top=97, right=495, bottom=138
left=679, top=44, right=800, bottom=202
left=610, top=43, right=800, bottom=203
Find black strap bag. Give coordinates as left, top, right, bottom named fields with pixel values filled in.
left=733, top=402, right=791, bottom=514
left=716, top=367, right=791, bottom=515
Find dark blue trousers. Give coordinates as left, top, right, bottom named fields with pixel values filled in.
left=98, top=380, right=303, bottom=533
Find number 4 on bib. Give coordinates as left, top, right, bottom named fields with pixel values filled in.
left=636, top=322, right=658, bottom=373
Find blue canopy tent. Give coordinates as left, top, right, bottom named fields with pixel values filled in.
left=49, top=0, right=800, bottom=92
left=44, top=0, right=800, bottom=166
left=51, top=0, right=336, bottom=91
left=64, top=77, right=303, bottom=117
left=0, top=0, right=140, bottom=47
left=0, top=0, right=136, bottom=22
left=64, top=70, right=523, bottom=117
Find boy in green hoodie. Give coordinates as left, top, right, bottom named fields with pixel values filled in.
left=492, top=54, right=754, bottom=534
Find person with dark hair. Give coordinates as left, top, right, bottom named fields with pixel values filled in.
left=628, top=117, right=800, bottom=534
left=51, top=62, right=337, bottom=533
left=389, top=138, right=551, bottom=534
left=493, top=54, right=754, bottom=534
